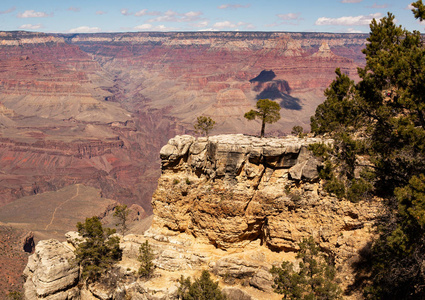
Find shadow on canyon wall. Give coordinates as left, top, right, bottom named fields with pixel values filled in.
left=256, top=84, right=302, bottom=110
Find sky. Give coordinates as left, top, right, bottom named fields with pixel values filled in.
left=0, top=0, right=423, bottom=34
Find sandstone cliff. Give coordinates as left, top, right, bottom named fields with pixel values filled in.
left=23, top=135, right=382, bottom=299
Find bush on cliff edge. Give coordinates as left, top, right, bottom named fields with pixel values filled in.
left=75, top=216, right=122, bottom=282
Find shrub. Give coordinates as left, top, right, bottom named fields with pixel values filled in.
left=324, top=177, right=346, bottom=199
left=114, top=204, right=130, bottom=236
left=270, top=237, right=342, bottom=300
left=75, top=216, right=122, bottom=282
left=138, top=240, right=155, bottom=278
left=346, top=178, right=373, bottom=203
left=177, top=270, right=226, bottom=300
left=291, top=125, right=306, bottom=138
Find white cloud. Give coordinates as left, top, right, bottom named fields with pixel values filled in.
left=19, top=23, right=42, bottom=30
left=147, top=10, right=203, bottom=23
left=134, top=9, right=148, bottom=16
left=217, top=4, right=251, bottom=9
left=213, top=21, right=237, bottom=29
left=192, top=21, right=209, bottom=28
left=17, top=10, right=50, bottom=18
left=367, top=3, right=388, bottom=9
left=67, top=7, right=80, bottom=12
left=212, top=20, right=254, bottom=30
left=277, top=13, right=301, bottom=20
left=96, top=11, right=107, bottom=15
left=315, top=13, right=382, bottom=26
left=0, top=7, right=15, bottom=14
left=68, top=26, right=101, bottom=33
left=134, top=9, right=161, bottom=17
left=341, top=0, right=363, bottom=3
left=407, top=4, right=415, bottom=10
left=121, top=9, right=131, bottom=16
left=134, top=24, right=153, bottom=30
left=134, top=24, right=177, bottom=31
left=347, top=28, right=364, bottom=33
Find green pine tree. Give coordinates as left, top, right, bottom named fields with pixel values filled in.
left=310, top=2, right=425, bottom=298
left=270, top=237, right=342, bottom=300
left=177, top=270, right=226, bottom=300
left=114, top=204, right=130, bottom=236
left=194, top=116, right=216, bottom=137
left=138, top=240, right=155, bottom=278
left=75, top=216, right=122, bottom=282
left=245, top=98, right=281, bottom=137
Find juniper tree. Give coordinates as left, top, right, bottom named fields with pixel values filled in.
left=270, top=237, right=341, bottom=300
left=194, top=116, right=216, bottom=137
left=310, top=3, right=425, bottom=298
left=244, top=98, right=281, bottom=137
left=138, top=240, right=155, bottom=279
left=177, top=270, right=226, bottom=300
left=114, top=204, right=130, bottom=236
left=75, top=216, right=122, bottom=282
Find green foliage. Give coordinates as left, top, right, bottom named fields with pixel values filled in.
left=324, top=177, right=346, bottom=199
left=75, top=216, right=122, bottom=282
left=412, top=0, right=425, bottom=21
left=270, top=237, right=342, bottom=300
left=114, top=204, right=130, bottom=236
left=308, top=143, right=333, bottom=160
left=177, top=270, right=226, bottom=300
left=310, top=5, right=425, bottom=298
left=7, top=291, right=23, bottom=300
left=194, top=116, right=216, bottom=137
left=244, top=98, right=281, bottom=137
left=346, top=178, right=373, bottom=203
left=185, top=177, right=191, bottom=185
left=311, top=68, right=360, bottom=136
left=138, top=240, right=155, bottom=278
left=291, top=125, right=306, bottom=138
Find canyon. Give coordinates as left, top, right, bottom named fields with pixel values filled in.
left=0, top=30, right=368, bottom=297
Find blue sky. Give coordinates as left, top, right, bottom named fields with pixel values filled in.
left=0, top=0, right=423, bottom=33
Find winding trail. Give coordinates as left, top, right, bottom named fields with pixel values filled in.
left=45, top=184, right=80, bottom=230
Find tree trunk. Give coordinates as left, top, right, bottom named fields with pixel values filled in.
left=260, top=119, right=265, bottom=138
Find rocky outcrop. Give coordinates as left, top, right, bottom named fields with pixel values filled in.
left=152, top=134, right=381, bottom=266
left=23, top=239, right=79, bottom=299
left=22, top=135, right=382, bottom=299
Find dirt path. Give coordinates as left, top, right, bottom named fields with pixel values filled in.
left=45, top=184, right=80, bottom=230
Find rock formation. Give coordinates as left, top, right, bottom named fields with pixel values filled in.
left=23, top=239, right=79, bottom=299
left=23, top=135, right=382, bottom=299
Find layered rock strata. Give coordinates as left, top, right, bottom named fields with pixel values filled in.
left=152, top=135, right=380, bottom=253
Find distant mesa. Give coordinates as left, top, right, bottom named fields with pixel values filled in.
left=249, top=70, right=276, bottom=83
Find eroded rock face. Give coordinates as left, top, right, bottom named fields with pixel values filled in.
left=23, top=239, right=79, bottom=299
left=152, top=134, right=381, bottom=256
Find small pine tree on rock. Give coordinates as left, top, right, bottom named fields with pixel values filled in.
left=177, top=270, right=226, bottom=300
left=138, top=240, right=155, bottom=279
left=270, top=236, right=342, bottom=300
left=75, top=216, right=122, bottom=282
left=194, top=116, right=216, bottom=137
left=113, top=204, right=130, bottom=236
left=244, top=98, right=281, bottom=137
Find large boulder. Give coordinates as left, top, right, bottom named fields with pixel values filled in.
left=23, top=239, right=79, bottom=299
